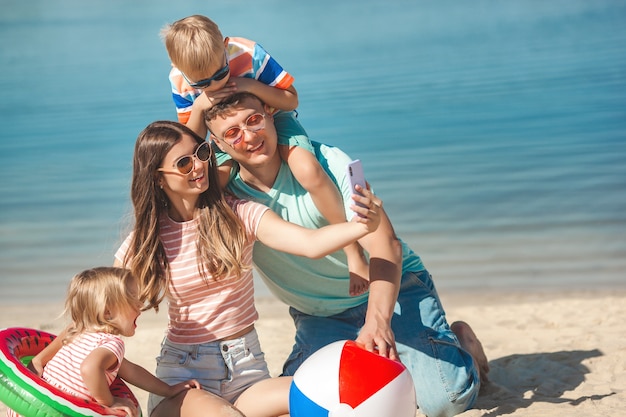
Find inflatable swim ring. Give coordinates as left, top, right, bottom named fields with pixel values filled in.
left=0, top=327, right=141, bottom=417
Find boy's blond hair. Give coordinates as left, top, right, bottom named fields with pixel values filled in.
left=160, top=15, right=225, bottom=76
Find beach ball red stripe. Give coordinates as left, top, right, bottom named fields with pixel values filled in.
left=338, top=341, right=406, bottom=408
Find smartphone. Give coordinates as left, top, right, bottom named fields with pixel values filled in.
left=346, top=159, right=367, bottom=214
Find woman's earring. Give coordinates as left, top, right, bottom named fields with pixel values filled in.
left=158, top=185, right=168, bottom=207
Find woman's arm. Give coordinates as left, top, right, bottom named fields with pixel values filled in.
left=256, top=185, right=381, bottom=258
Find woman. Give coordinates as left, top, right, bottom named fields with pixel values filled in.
left=114, top=120, right=382, bottom=417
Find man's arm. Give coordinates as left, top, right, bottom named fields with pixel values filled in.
left=315, top=143, right=402, bottom=356
left=321, top=143, right=402, bottom=358
left=355, top=207, right=403, bottom=360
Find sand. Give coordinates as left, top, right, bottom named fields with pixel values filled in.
left=1, top=288, right=624, bottom=417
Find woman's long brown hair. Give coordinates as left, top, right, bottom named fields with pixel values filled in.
left=125, top=121, right=248, bottom=312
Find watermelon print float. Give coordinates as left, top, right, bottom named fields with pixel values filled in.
left=0, top=327, right=140, bottom=417
left=289, top=340, right=416, bottom=417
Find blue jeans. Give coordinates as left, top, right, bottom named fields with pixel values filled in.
left=283, top=270, right=480, bottom=417
left=147, top=329, right=271, bottom=415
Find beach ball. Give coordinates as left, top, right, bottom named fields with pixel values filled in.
left=289, top=340, right=416, bottom=417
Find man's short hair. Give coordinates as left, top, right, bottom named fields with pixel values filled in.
left=204, top=92, right=264, bottom=129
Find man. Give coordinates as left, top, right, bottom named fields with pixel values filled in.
left=204, top=92, right=489, bottom=417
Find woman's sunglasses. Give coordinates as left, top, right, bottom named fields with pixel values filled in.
left=159, top=142, right=212, bottom=175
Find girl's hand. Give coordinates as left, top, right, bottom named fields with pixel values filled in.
left=167, top=379, right=202, bottom=397
left=350, top=184, right=383, bottom=233
left=110, top=396, right=139, bottom=417
left=27, top=357, right=44, bottom=376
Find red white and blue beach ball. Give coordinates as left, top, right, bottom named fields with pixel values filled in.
left=289, top=340, right=416, bottom=417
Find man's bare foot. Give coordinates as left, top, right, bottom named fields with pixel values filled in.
left=451, top=321, right=490, bottom=383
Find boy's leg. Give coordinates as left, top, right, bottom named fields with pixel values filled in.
left=281, top=145, right=370, bottom=296
left=273, top=110, right=370, bottom=296
left=272, top=111, right=346, bottom=231
left=392, top=270, right=482, bottom=417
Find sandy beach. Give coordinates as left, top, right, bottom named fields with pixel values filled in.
left=1, top=288, right=624, bottom=417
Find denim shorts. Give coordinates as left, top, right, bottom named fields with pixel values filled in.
left=147, top=328, right=271, bottom=415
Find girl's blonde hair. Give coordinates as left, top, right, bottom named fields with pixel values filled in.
left=63, top=267, right=137, bottom=343
left=160, top=14, right=225, bottom=77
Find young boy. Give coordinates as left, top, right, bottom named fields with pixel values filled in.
left=161, top=15, right=369, bottom=295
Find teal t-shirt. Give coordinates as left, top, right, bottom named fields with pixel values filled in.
left=226, top=142, right=424, bottom=316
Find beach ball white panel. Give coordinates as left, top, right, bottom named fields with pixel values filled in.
left=292, top=340, right=343, bottom=407
left=349, top=368, right=417, bottom=417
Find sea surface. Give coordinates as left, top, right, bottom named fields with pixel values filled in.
left=1, top=0, right=625, bottom=305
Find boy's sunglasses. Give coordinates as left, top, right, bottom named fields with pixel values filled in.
left=159, top=142, right=212, bottom=175
left=183, top=63, right=230, bottom=89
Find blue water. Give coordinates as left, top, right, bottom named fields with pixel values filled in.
left=1, top=0, right=625, bottom=305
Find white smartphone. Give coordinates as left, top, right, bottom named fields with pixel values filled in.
left=346, top=159, right=367, bottom=214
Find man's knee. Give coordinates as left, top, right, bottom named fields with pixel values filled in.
left=398, top=338, right=480, bottom=417
left=417, top=378, right=479, bottom=417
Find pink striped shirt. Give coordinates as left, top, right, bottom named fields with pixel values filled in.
left=116, top=198, right=269, bottom=344
left=42, top=332, right=124, bottom=401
